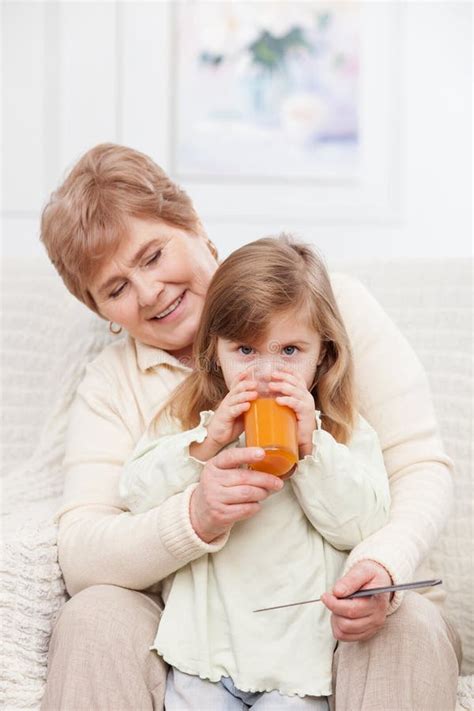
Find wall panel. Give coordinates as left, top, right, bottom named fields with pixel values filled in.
left=3, top=2, right=46, bottom=214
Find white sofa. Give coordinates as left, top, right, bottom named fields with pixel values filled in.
left=1, top=257, right=472, bottom=710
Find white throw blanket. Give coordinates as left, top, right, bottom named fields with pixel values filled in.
left=1, top=260, right=114, bottom=708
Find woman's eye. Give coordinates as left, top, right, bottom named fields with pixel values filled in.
left=110, top=283, right=126, bottom=299
left=145, top=250, right=161, bottom=266
left=238, top=345, right=254, bottom=356
left=282, top=345, right=298, bottom=356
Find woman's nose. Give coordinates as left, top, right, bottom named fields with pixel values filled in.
left=136, top=277, right=164, bottom=307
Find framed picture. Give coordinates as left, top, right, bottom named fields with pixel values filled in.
left=120, top=1, right=399, bottom=224
left=172, top=3, right=360, bottom=181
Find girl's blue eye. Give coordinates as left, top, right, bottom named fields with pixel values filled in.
left=238, top=345, right=254, bottom=356
left=282, top=345, right=298, bottom=356
left=145, top=250, right=161, bottom=266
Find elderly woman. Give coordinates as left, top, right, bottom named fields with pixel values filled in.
left=40, top=144, right=460, bottom=711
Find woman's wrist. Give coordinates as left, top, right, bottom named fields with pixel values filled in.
left=365, top=560, right=394, bottom=600
left=189, top=487, right=228, bottom=543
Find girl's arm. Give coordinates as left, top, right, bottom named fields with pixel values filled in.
left=290, top=414, right=390, bottom=550
left=119, top=412, right=212, bottom=514
left=120, top=368, right=260, bottom=513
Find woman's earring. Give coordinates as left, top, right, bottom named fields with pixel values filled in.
left=109, top=322, right=122, bottom=335
left=206, top=238, right=218, bottom=259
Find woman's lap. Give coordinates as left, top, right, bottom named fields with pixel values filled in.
left=330, top=591, right=461, bottom=711
left=41, top=586, right=461, bottom=711
left=40, top=584, right=168, bottom=711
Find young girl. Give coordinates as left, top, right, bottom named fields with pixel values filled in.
left=120, top=236, right=391, bottom=709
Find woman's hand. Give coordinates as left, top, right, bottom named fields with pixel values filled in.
left=190, top=446, right=283, bottom=543
left=269, top=368, right=316, bottom=457
left=320, top=560, right=392, bottom=642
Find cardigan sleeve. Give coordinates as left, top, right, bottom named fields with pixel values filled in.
left=290, top=414, right=390, bottom=550
left=56, top=364, right=228, bottom=597
left=331, top=274, right=454, bottom=612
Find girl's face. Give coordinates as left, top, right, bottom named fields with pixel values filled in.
left=90, top=217, right=218, bottom=359
left=216, top=309, right=324, bottom=390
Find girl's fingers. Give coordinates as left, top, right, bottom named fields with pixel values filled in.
left=229, top=402, right=251, bottom=417
left=230, top=371, right=257, bottom=391
left=270, top=370, right=300, bottom=386
left=228, top=390, right=258, bottom=405
left=269, top=380, right=304, bottom=397
left=272, top=368, right=308, bottom=388
left=235, top=379, right=257, bottom=393
left=275, top=396, right=305, bottom=412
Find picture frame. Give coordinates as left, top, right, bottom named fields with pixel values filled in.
left=120, top=1, right=400, bottom=224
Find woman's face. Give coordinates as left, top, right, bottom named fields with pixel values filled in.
left=90, top=217, right=218, bottom=358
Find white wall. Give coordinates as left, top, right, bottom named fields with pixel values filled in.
left=2, top=1, right=472, bottom=264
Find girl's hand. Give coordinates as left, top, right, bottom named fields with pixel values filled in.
left=269, top=367, right=316, bottom=457
left=320, top=560, right=392, bottom=642
left=203, top=371, right=258, bottom=454
left=190, top=446, right=284, bottom=542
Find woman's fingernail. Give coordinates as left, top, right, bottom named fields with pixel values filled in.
left=254, top=449, right=265, bottom=459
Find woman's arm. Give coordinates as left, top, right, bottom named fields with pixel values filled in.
left=326, top=274, right=453, bottom=623
left=56, top=372, right=227, bottom=596
left=290, top=415, right=390, bottom=550
left=57, top=359, right=282, bottom=596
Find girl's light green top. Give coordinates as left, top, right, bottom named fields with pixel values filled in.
left=120, top=409, right=391, bottom=697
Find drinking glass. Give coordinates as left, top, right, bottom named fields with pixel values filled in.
left=244, top=359, right=298, bottom=476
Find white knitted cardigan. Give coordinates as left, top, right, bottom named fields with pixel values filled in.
left=1, top=259, right=472, bottom=709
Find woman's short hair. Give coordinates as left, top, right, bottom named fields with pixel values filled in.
left=40, top=143, right=204, bottom=314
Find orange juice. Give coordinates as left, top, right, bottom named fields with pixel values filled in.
left=244, top=398, right=298, bottom=476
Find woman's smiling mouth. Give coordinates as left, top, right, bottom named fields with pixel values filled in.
left=151, top=291, right=186, bottom=321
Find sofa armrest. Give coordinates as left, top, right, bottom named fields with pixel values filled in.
left=0, top=498, right=67, bottom=709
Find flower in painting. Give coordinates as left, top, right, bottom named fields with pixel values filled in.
left=197, top=5, right=259, bottom=64
left=253, top=4, right=318, bottom=39
left=280, top=92, right=330, bottom=144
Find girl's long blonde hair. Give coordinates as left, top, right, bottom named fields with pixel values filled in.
left=166, top=235, right=356, bottom=444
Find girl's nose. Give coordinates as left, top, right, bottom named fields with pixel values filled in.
left=137, top=277, right=164, bottom=308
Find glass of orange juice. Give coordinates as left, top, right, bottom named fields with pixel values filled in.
left=244, top=360, right=298, bottom=477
